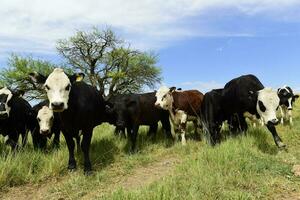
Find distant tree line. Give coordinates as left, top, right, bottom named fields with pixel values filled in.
left=0, top=27, right=162, bottom=100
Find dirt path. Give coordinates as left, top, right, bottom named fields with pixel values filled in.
left=0, top=157, right=181, bottom=200
left=81, top=157, right=181, bottom=199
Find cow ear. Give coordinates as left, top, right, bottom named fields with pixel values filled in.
left=29, top=72, right=47, bottom=84
left=294, top=94, right=299, bottom=99
left=169, top=87, right=176, bottom=92
left=69, top=73, right=85, bottom=83
left=177, top=88, right=182, bottom=91
left=277, top=88, right=280, bottom=94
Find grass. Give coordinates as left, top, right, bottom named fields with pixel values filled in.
left=0, top=102, right=300, bottom=199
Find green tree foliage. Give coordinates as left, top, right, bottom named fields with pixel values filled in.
left=0, top=54, right=72, bottom=100
left=57, top=27, right=161, bottom=97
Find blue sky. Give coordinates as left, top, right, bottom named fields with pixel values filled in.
left=1, top=0, right=300, bottom=92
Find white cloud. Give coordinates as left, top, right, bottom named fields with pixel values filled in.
left=0, top=0, right=299, bottom=56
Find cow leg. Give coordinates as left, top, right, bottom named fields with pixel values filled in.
left=193, top=120, right=201, bottom=140
left=52, top=130, right=60, bottom=148
left=81, top=129, right=93, bottom=175
left=129, top=125, right=139, bottom=152
left=288, top=110, right=293, bottom=126
left=63, top=133, right=76, bottom=171
left=266, top=124, right=286, bottom=148
left=7, top=132, right=19, bottom=150
left=147, top=124, right=158, bottom=139
left=179, top=123, right=187, bottom=145
left=161, top=115, right=173, bottom=139
left=279, top=106, right=284, bottom=124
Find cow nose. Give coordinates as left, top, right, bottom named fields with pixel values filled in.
left=288, top=107, right=293, bottom=111
left=269, top=119, right=279, bottom=125
left=40, top=129, right=50, bottom=135
left=51, top=102, right=64, bottom=110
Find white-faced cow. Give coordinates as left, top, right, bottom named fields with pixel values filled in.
left=155, top=86, right=204, bottom=145
left=277, top=86, right=299, bottom=125
left=201, top=75, right=285, bottom=148
left=32, top=100, right=61, bottom=148
left=29, top=68, right=106, bottom=175
left=0, top=87, right=43, bottom=149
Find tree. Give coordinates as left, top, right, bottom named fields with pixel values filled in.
left=57, top=27, right=161, bottom=97
left=0, top=54, right=72, bottom=100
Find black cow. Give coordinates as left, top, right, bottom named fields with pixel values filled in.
left=29, top=68, right=106, bottom=175
left=277, top=86, right=299, bottom=125
left=106, top=92, right=172, bottom=151
left=0, top=87, right=43, bottom=149
left=201, top=75, right=285, bottom=148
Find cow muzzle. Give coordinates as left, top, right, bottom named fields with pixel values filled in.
left=267, top=119, right=279, bottom=126
left=40, top=129, right=50, bottom=135
left=0, top=112, right=9, bottom=119
left=51, top=102, right=65, bottom=112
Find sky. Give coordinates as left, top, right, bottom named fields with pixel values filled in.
left=1, top=0, right=300, bottom=92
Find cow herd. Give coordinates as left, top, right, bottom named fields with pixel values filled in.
left=0, top=68, right=298, bottom=175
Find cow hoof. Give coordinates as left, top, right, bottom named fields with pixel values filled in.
left=68, top=164, right=77, bottom=172
left=277, top=141, right=286, bottom=148
left=84, top=169, right=93, bottom=176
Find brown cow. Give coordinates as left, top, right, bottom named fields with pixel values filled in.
left=155, top=86, right=204, bottom=145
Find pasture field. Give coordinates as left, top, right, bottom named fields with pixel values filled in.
left=0, top=103, right=300, bottom=199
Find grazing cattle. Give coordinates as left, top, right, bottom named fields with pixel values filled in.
left=32, top=100, right=61, bottom=148
left=277, top=86, right=299, bottom=125
left=0, top=87, right=42, bottom=149
left=106, top=92, right=172, bottom=151
left=29, top=68, right=106, bottom=175
left=201, top=74, right=285, bottom=148
left=155, top=86, right=204, bottom=145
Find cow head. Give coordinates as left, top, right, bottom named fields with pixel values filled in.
left=105, top=97, right=136, bottom=128
left=155, top=86, right=176, bottom=110
left=277, top=86, right=299, bottom=110
left=254, top=88, right=280, bottom=126
left=37, top=106, right=54, bottom=135
left=29, top=68, right=85, bottom=112
left=0, top=87, right=24, bottom=119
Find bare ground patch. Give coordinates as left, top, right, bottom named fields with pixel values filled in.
left=0, top=156, right=181, bottom=200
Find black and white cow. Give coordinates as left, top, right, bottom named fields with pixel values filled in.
left=32, top=100, right=61, bottom=148
left=155, top=86, right=204, bottom=145
left=201, top=75, right=285, bottom=148
left=0, top=87, right=42, bottom=149
left=29, top=68, right=106, bottom=175
left=277, top=86, right=299, bottom=125
left=106, top=92, right=172, bottom=151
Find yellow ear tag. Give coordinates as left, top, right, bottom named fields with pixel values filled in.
left=76, top=76, right=83, bottom=82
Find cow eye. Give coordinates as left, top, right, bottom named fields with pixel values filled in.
left=37, top=117, right=41, bottom=122
left=276, top=106, right=279, bottom=111
left=65, top=84, right=71, bottom=91
left=50, top=116, right=54, bottom=121
left=45, top=85, right=50, bottom=90
left=258, top=100, right=266, bottom=112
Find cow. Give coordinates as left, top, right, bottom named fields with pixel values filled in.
left=155, top=86, right=204, bottom=145
left=0, top=87, right=43, bottom=149
left=105, top=92, right=172, bottom=152
left=201, top=74, right=285, bottom=148
left=277, top=86, right=299, bottom=125
left=29, top=68, right=106, bottom=175
left=32, top=100, right=61, bottom=148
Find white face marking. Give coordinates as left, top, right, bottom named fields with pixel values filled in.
left=37, top=106, right=54, bottom=134
left=256, top=88, right=280, bottom=125
left=287, top=98, right=292, bottom=109
left=0, top=87, right=13, bottom=117
left=44, top=68, right=71, bottom=111
left=155, top=86, right=173, bottom=110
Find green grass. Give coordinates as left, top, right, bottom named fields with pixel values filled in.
left=0, top=102, right=300, bottom=199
